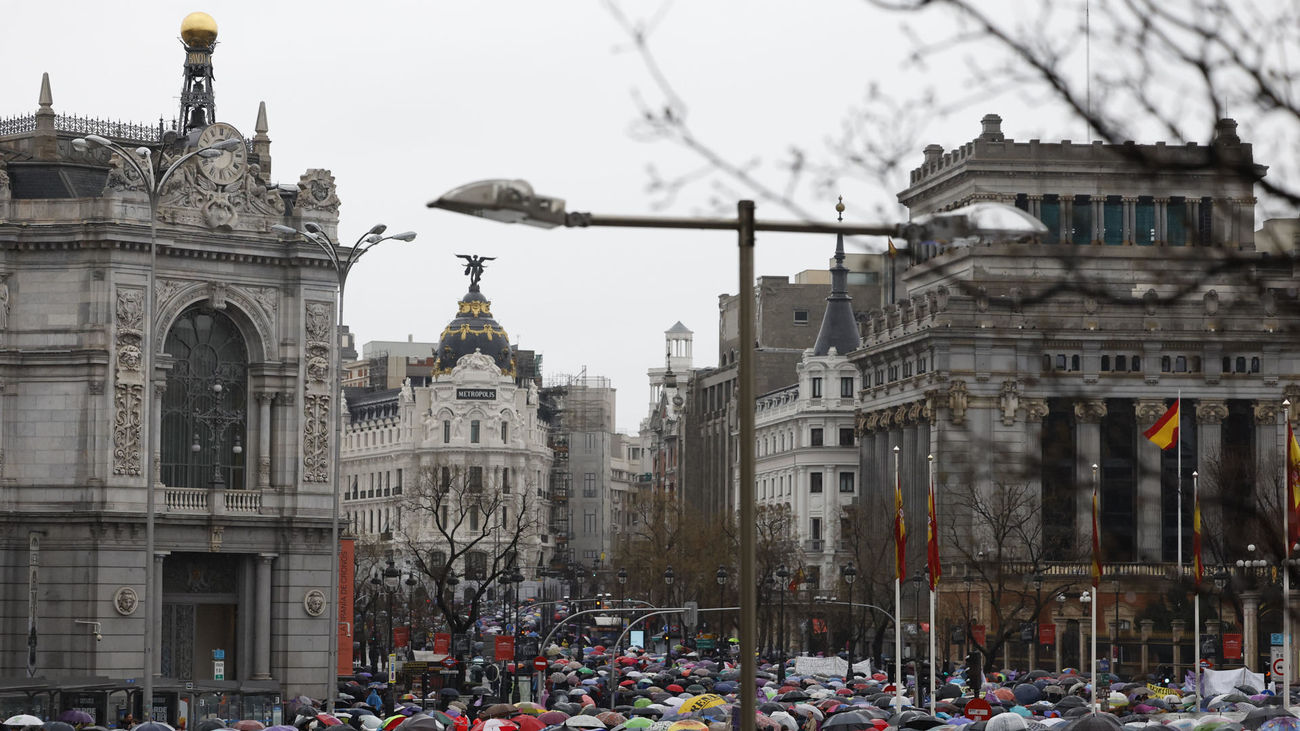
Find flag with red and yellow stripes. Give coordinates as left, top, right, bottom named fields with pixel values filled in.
left=1142, top=399, right=1180, bottom=450
left=1193, top=477, right=1203, bottom=589
left=1090, top=479, right=1102, bottom=588
left=894, top=470, right=907, bottom=581
left=1288, top=421, right=1300, bottom=548
left=927, top=472, right=940, bottom=591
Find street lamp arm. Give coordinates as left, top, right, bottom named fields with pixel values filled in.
left=817, top=600, right=897, bottom=625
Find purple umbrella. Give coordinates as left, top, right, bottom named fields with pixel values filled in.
left=59, top=712, right=95, bottom=725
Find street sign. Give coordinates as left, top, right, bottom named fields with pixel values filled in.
left=213, top=660, right=225, bottom=680
left=964, top=699, right=992, bottom=720
left=1098, top=659, right=1110, bottom=673
left=442, top=655, right=457, bottom=669
left=1225, top=633, right=1243, bottom=659
left=1273, top=656, right=1286, bottom=678
left=388, top=653, right=397, bottom=683
left=434, top=633, right=451, bottom=654
left=1272, top=633, right=1285, bottom=646
left=533, top=656, right=548, bottom=672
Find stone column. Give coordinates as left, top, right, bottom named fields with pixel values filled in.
left=1093, top=197, right=1104, bottom=244
left=1241, top=590, right=1261, bottom=671
left=1025, top=398, right=1049, bottom=534
left=1171, top=619, right=1187, bottom=679
left=1123, top=196, right=1137, bottom=245
left=1028, top=194, right=1042, bottom=219
left=1079, top=615, right=1090, bottom=671
left=1197, top=399, right=1228, bottom=549
left=152, top=552, right=168, bottom=677
left=1140, top=619, right=1154, bottom=676
left=1062, top=197, right=1075, bottom=244
left=256, top=392, right=274, bottom=488
left=278, top=391, right=296, bottom=486
left=1134, top=399, right=1168, bottom=561
left=1074, top=401, right=1106, bottom=551
left=1155, top=198, right=1168, bottom=244
left=152, top=380, right=167, bottom=488
left=253, top=553, right=276, bottom=679
left=1254, top=401, right=1282, bottom=497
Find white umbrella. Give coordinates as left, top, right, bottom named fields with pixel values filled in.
left=565, top=718, right=608, bottom=729
left=4, top=716, right=43, bottom=727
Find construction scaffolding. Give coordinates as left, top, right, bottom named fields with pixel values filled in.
left=541, top=368, right=615, bottom=572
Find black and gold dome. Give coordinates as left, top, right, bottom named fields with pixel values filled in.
left=433, top=288, right=515, bottom=376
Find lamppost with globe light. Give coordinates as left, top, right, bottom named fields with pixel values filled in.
left=1081, top=589, right=1097, bottom=713
left=716, top=565, right=729, bottom=653
left=71, top=132, right=243, bottom=708
left=428, top=180, right=1046, bottom=731
left=664, top=565, right=676, bottom=656
left=383, top=559, right=400, bottom=671
left=843, top=563, right=857, bottom=681
left=271, top=221, right=415, bottom=708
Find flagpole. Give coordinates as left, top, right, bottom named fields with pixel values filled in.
left=1285, top=399, right=1292, bottom=710
left=1091, top=463, right=1099, bottom=715
left=928, top=453, right=937, bottom=716
left=1177, top=391, right=1183, bottom=574
left=1193, top=470, right=1201, bottom=712
left=894, top=445, right=904, bottom=710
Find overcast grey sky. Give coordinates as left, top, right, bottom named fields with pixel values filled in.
left=4, top=1, right=1243, bottom=432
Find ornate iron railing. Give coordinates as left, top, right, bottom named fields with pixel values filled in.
left=0, top=113, right=165, bottom=142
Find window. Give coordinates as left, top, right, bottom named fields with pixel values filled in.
left=502, top=468, right=511, bottom=494
left=839, top=472, right=855, bottom=493
left=1131, top=356, right=1141, bottom=372
left=470, top=420, right=481, bottom=443
left=1116, top=355, right=1126, bottom=372
left=584, top=511, right=597, bottom=534
left=1167, top=197, right=1187, bottom=246
left=1100, top=355, right=1110, bottom=371
left=1175, top=356, right=1187, bottom=373
left=469, top=510, right=479, bottom=532
left=810, top=428, right=824, bottom=447
left=918, top=358, right=927, bottom=374
left=501, top=421, right=508, bottom=443
left=840, top=377, right=854, bottom=398
left=1040, top=194, right=1061, bottom=244
left=1161, top=356, right=1171, bottom=372
left=1071, top=355, right=1080, bottom=371
left=838, top=428, right=855, bottom=447
left=794, top=310, right=809, bottom=325
left=1136, top=196, right=1155, bottom=245
left=443, top=420, right=451, bottom=443
left=1072, top=194, right=1092, bottom=245
left=1251, top=357, right=1261, bottom=373
left=810, top=517, right=822, bottom=540
left=395, top=469, right=402, bottom=495
left=583, top=472, right=597, bottom=497
left=1236, top=357, right=1247, bottom=373
left=811, top=377, right=823, bottom=398
left=1103, top=195, right=1123, bottom=245
left=1198, top=197, right=1214, bottom=245
left=810, top=472, right=823, bottom=493
left=465, top=552, right=487, bottom=580
left=1056, top=355, right=1066, bottom=371
left=1042, top=354, right=1052, bottom=372
left=469, top=466, right=483, bottom=492
left=440, top=466, right=451, bottom=492
left=429, top=550, right=447, bottom=569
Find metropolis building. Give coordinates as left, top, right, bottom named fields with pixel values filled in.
left=0, top=14, right=351, bottom=720
left=853, top=114, right=1294, bottom=671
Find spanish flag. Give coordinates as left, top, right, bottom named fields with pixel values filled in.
left=895, top=470, right=907, bottom=580
left=887, top=238, right=898, bottom=259
left=927, top=472, right=941, bottom=591
left=788, top=566, right=805, bottom=593
left=1090, top=477, right=1102, bottom=588
left=1288, top=421, right=1300, bottom=547
left=1142, top=399, right=1180, bottom=450
left=1192, top=476, right=1203, bottom=589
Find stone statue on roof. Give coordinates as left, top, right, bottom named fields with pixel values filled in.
left=456, top=254, right=495, bottom=288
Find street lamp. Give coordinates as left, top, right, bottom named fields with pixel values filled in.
left=663, top=565, right=675, bottom=657
left=271, top=221, right=416, bottom=709
left=1081, top=590, right=1095, bottom=713
left=383, top=559, right=400, bottom=673
left=716, top=565, right=729, bottom=652
left=1028, top=572, right=1043, bottom=670
left=72, top=132, right=243, bottom=709
left=776, top=564, right=788, bottom=680
left=429, top=180, right=1046, bottom=731
left=843, top=563, right=857, bottom=681
left=405, top=571, right=418, bottom=653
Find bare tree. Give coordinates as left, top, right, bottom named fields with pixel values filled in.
left=395, top=463, right=544, bottom=636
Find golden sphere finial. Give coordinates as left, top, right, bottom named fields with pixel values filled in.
left=835, top=195, right=845, bottom=221
left=181, top=12, right=218, bottom=47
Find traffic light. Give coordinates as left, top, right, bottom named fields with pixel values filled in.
left=684, top=601, right=698, bottom=629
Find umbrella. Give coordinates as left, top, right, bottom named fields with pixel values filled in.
left=5, top=717, right=43, bottom=728
left=512, top=717, right=546, bottom=731
left=537, top=714, right=568, bottom=726
left=565, top=719, right=607, bottom=730
left=484, top=707, right=517, bottom=721
left=398, top=717, right=443, bottom=731
left=824, top=712, right=878, bottom=730
left=57, top=713, right=94, bottom=725
left=1061, top=715, right=1122, bottom=731
left=665, top=723, right=708, bottom=731
left=1245, top=709, right=1298, bottom=731
left=43, top=723, right=76, bottom=731
left=1258, top=719, right=1300, bottom=731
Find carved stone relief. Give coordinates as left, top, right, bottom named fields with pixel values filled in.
left=947, top=380, right=968, bottom=426
left=303, top=394, right=330, bottom=483
left=1024, top=398, right=1050, bottom=424
left=113, top=287, right=145, bottom=475
left=1196, top=399, right=1228, bottom=425
left=1074, top=400, right=1108, bottom=424
left=305, top=301, right=333, bottom=384
left=1254, top=400, right=1281, bottom=425
left=296, top=169, right=342, bottom=213
left=999, top=380, right=1019, bottom=426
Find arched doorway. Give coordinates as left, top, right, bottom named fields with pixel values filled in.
left=160, top=306, right=248, bottom=490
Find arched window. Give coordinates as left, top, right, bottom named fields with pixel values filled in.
left=1100, top=356, right=1110, bottom=372
left=465, top=551, right=487, bottom=580
left=161, top=306, right=248, bottom=490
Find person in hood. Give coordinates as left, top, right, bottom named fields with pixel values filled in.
left=365, top=688, right=383, bottom=712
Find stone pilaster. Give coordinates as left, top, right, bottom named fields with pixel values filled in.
left=253, top=553, right=276, bottom=679
left=1134, top=399, right=1169, bottom=561
left=1074, top=400, right=1106, bottom=552
left=1241, top=590, right=1261, bottom=671
left=256, top=392, right=274, bottom=488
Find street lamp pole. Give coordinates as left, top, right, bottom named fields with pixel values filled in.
left=663, top=565, right=675, bottom=658
left=384, top=559, right=400, bottom=673
left=271, top=221, right=415, bottom=709
left=843, top=564, right=857, bottom=682
left=776, top=564, right=788, bottom=682
left=429, top=181, right=1046, bottom=731
left=717, top=565, right=729, bottom=656
left=73, top=133, right=244, bottom=717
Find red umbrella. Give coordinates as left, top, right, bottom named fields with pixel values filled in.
left=512, top=717, right=545, bottom=731
left=234, top=723, right=266, bottom=731
left=667, top=684, right=684, bottom=693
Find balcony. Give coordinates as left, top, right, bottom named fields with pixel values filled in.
left=805, top=539, right=824, bottom=552
left=164, top=486, right=263, bottom=515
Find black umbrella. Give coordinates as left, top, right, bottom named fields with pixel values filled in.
left=399, top=716, right=443, bottom=731
left=823, top=711, right=878, bottom=730
left=938, top=685, right=963, bottom=701
left=1061, top=714, right=1122, bottom=731
left=903, top=717, right=945, bottom=730
left=1061, top=708, right=1090, bottom=719
left=1243, top=707, right=1297, bottom=730
left=195, top=721, right=227, bottom=731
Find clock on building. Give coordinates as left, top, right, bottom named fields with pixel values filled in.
left=195, top=122, right=247, bottom=186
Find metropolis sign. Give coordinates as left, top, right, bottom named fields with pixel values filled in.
left=456, top=388, right=496, bottom=400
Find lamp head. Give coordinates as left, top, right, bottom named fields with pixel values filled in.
left=391, top=231, right=418, bottom=242
left=304, top=222, right=324, bottom=234
left=429, top=179, right=568, bottom=228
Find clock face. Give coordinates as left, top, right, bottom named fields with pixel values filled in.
left=196, top=122, right=248, bottom=186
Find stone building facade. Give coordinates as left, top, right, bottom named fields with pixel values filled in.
left=852, top=114, right=1291, bottom=673
left=0, top=14, right=348, bottom=716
